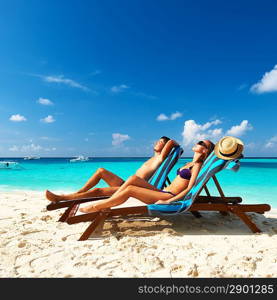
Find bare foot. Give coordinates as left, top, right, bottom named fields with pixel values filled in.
left=79, top=204, right=99, bottom=213
left=45, top=190, right=63, bottom=202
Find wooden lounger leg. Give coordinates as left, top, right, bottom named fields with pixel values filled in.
left=89, top=216, right=107, bottom=238
left=58, top=204, right=75, bottom=222
left=231, top=209, right=261, bottom=233
left=78, top=212, right=110, bottom=241
left=58, top=203, right=79, bottom=222
left=211, top=176, right=230, bottom=216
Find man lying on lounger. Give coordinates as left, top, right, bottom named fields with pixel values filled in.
left=46, top=136, right=179, bottom=202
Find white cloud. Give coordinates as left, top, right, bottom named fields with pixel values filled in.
left=40, top=115, right=55, bottom=123
left=37, top=97, right=53, bottom=105
left=265, top=135, right=277, bottom=148
left=110, top=84, right=129, bottom=93
left=9, top=145, right=19, bottom=151
left=182, top=119, right=223, bottom=146
left=39, top=136, right=60, bottom=141
left=156, top=113, right=169, bottom=121
left=9, top=144, right=41, bottom=152
left=171, top=112, right=183, bottom=120
left=156, top=111, right=183, bottom=121
left=250, top=65, right=277, bottom=93
left=44, top=147, right=57, bottom=151
left=182, top=119, right=253, bottom=148
left=112, top=133, right=130, bottom=146
left=208, top=128, right=223, bottom=136
left=110, top=85, right=157, bottom=99
left=226, top=120, right=252, bottom=136
left=21, top=144, right=42, bottom=152
left=9, top=114, right=27, bottom=122
left=42, top=75, right=89, bottom=91
left=9, top=143, right=56, bottom=153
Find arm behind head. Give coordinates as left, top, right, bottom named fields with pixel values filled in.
left=159, top=139, right=179, bottom=162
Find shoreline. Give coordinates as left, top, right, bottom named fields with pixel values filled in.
left=0, top=189, right=276, bottom=278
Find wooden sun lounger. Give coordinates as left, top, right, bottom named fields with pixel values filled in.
left=66, top=175, right=271, bottom=241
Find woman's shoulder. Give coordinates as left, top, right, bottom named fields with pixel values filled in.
left=181, top=162, right=190, bottom=168
left=191, top=161, right=203, bottom=170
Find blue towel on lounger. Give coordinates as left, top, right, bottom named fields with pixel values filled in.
left=148, top=152, right=241, bottom=216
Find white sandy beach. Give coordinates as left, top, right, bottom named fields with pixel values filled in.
left=0, top=190, right=276, bottom=278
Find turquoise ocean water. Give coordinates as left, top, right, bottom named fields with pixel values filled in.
left=0, top=157, right=276, bottom=208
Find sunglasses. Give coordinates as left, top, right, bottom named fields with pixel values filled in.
left=197, top=140, right=208, bottom=149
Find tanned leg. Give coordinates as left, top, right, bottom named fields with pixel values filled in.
left=79, top=185, right=173, bottom=213
left=46, top=167, right=124, bottom=202
left=110, top=174, right=159, bottom=198
left=78, top=168, right=124, bottom=193
left=46, top=186, right=119, bottom=202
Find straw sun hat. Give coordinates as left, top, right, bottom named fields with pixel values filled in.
left=214, top=136, right=244, bottom=160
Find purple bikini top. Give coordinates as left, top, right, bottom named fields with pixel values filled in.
left=177, top=167, right=192, bottom=180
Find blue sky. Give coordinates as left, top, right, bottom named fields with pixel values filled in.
left=0, top=0, right=277, bottom=157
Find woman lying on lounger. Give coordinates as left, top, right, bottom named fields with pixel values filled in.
left=78, top=140, right=215, bottom=213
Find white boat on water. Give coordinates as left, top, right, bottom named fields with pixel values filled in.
left=69, top=155, right=89, bottom=162
left=0, top=161, right=21, bottom=169
left=23, top=156, right=40, bottom=160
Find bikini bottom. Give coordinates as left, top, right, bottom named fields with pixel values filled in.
left=159, top=190, right=176, bottom=197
